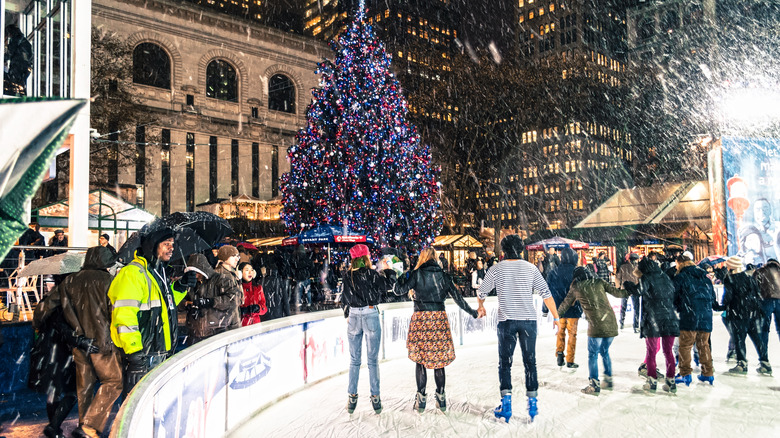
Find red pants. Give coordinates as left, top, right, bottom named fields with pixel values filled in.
left=644, top=336, right=676, bottom=379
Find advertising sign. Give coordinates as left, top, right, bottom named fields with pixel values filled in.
left=722, top=137, right=780, bottom=264
left=225, top=326, right=305, bottom=431
left=153, top=347, right=227, bottom=438
left=303, top=318, right=349, bottom=383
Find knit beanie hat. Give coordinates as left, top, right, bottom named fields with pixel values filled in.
left=681, top=251, right=694, bottom=261
left=350, top=244, right=370, bottom=259
left=725, top=255, right=744, bottom=272
left=217, top=245, right=239, bottom=261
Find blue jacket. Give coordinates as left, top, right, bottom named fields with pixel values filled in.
left=673, top=261, right=716, bottom=332
left=546, top=248, right=582, bottom=319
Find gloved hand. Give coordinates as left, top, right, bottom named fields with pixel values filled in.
left=75, top=335, right=99, bottom=354
left=174, top=271, right=198, bottom=292
left=623, top=281, right=637, bottom=294
left=187, top=303, right=201, bottom=320
left=343, top=305, right=350, bottom=319
left=248, top=304, right=261, bottom=314
left=124, top=352, right=149, bottom=390
left=195, top=297, right=213, bottom=309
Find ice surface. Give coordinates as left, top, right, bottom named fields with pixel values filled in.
left=231, top=320, right=780, bottom=437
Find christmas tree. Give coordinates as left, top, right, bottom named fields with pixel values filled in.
left=280, top=2, right=442, bottom=252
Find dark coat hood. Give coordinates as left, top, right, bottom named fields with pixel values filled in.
left=82, top=246, right=115, bottom=270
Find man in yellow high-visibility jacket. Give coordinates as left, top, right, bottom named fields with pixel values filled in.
left=108, top=228, right=197, bottom=393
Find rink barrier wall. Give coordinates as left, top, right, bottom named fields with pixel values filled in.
left=110, top=294, right=594, bottom=438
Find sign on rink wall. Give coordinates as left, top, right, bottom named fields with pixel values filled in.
left=115, top=295, right=641, bottom=438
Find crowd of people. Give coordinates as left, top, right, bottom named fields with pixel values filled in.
left=19, top=227, right=780, bottom=435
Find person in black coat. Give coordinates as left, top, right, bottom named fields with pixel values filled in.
left=261, top=254, right=291, bottom=320
left=716, top=256, right=770, bottom=375
left=632, top=257, right=680, bottom=392
left=341, top=244, right=396, bottom=414
left=673, top=254, right=717, bottom=385
left=393, top=247, right=481, bottom=413
left=546, top=247, right=582, bottom=367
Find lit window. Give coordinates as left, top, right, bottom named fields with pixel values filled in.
left=206, top=59, right=237, bottom=102
left=519, top=0, right=524, bottom=7
left=529, top=11, right=534, bottom=19
left=550, top=3, right=554, bottom=12
left=539, top=7, right=544, bottom=16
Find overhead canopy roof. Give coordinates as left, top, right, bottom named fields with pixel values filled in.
left=35, top=189, right=155, bottom=231
left=433, top=234, right=483, bottom=248
left=247, top=236, right=287, bottom=247
left=575, top=181, right=711, bottom=231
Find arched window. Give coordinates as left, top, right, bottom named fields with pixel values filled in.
left=206, top=60, right=238, bottom=102
left=268, top=74, right=296, bottom=113
left=683, top=5, right=703, bottom=26
left=133, top=43, right=171, bottom=89
left=638, top=17, right=655, bottom=41
left=661, top=10, right=678, bottom=32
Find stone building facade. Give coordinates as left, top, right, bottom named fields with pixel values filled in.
left=92, top=0, right=328, bottom=216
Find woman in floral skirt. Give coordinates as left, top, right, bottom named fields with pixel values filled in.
left=393, top=247, right=482, bottom=413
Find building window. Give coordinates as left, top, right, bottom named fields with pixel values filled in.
left=251, top=106, right=259, bottom=118
left=231, top=139, right=239, bottom=197
left=209, top=136, right=218, bottom=200
left=206, top=59, right=238, bottom=102
left=272, top=145, right=279, bottom=197
left=252, top=142, right=260, bottom=198
left=661, top=10, right=678, bottom=32
left=135, top=125, right=145, bottom=186
left=186, top=94, right=194, bottom=106
left=638, top=17, right=655, bottom=41
left=268, top=74, right=296, bottom=113
left=161, top=129, right=171, bottom=216
left=133, top=43, right=171, bottom=89
left=186, top=133, right=195, bottom=212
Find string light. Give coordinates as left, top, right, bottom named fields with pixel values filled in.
left=280, top=8, right=443, bottom=252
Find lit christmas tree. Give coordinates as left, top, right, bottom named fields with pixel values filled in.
left=280, top=1, right=442, bottom=252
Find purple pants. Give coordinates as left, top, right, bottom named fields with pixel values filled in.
left=645, top=336, right=676, bottom=379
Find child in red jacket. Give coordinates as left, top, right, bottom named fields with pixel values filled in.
left=239, top=262, right=267, bottom=325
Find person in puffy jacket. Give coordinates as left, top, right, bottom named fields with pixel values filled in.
left=632, top=257, right=680, bottom=393
left=393, top=247, right=481, bottom=414
left=184, top=253, right=217, bottom=345
left=558, top=266, right=632, bottom=395
left=716, top=256, right=770, bottom=375
left=617, top=253, right=641, bottom=332
left=341, top=244, right=396, bottom=415
left=239, top=262, right=267, bottom=326
left=546, top=247, right=582, bottom=368
left=673, top=252, right=717, bottom=385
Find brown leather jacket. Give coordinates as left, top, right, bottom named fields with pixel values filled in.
left=190, top=263, right=243, bottom=338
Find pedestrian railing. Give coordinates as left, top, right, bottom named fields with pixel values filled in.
left=109, top=296, right=531, bottom=438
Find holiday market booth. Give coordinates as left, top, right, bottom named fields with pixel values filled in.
left=433, top=234, right=483, bottom=271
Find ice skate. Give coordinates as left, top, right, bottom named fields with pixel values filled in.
left=674, top=374, right=692, bottom=386
left=557, top=351, right=565, bottom=367
left=757, top=361, right=773, bottom=376
left=581, top=378, right=600, bottom=396
left=728, top=361, right=748, bottom=375
left=643, top=376, right=657, bottom=392
left=413, top=391, right=426, bottom=413
left=434, top=390, right=447, bottom=412
left=494, top=394, right=512, bottom=422
left=662, top=377, right=677, bottom=394
left=566, top=362, right=579, bottom=369
left=346, top=394, right=358, bottom=414
left=602, top=375, right=614, bottom=390
left=697, top=374, right=714, bottom=385
left=371, top=395, right=382, bottom=414
left=527, top=396, right=538, bottom=421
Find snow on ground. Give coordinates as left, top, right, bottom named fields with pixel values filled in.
left=231, top=320, right=780, bottom=438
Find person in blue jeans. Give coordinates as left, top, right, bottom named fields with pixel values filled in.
left=340, top=244, right=396, bottom=414
left=477, top=235, right=559, bottom=422
left=558, top=267, right=632, bottom=394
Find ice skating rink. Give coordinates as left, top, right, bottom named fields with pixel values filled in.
left=232, top=321, right=780, bottom=437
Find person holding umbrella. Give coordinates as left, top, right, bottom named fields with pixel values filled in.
left=108, top=228, right=198, bottom=394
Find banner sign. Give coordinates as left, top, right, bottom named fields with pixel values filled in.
left=722, top=137, right=780, bottom=264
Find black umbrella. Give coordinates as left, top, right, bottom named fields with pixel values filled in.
left=117, top=211, right=232, bottom=264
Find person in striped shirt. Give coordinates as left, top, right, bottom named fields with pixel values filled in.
left=476, top=234, right=560, bottom=423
